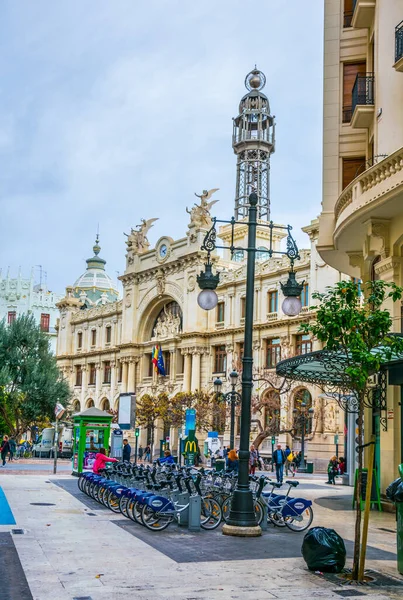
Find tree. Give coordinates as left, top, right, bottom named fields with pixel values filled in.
left=135, top=393, right=160, bottom=446
left=300, top=279, right=403, bottom=581
left=0, top=314, right=71, bottom=437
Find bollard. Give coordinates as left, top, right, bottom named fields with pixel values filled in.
left=260, top=502, right=268, bottom=531
left=177, top=492, right=189, bottom=526
left=188, top=494, right=201, bottom=532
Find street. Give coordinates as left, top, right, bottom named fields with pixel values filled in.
left=0, top=471, right=402, bottom=600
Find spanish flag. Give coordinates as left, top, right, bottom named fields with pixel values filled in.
left=152, top=345, right=159, bottom=371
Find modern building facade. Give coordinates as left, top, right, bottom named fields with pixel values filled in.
left=56, top=70, right=344, bottom=469
left=318, top=0, right=403, bottom=493
left=0, top=267, right=62, bottom=353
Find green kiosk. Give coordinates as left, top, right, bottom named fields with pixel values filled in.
left=72, top=407, right=113, bottom=475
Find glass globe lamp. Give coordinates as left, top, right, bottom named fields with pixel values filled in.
left=197, top=289, right=218, bottom=311
left=282, top=296, right=302, bottom=317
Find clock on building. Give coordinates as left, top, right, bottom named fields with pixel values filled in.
left=159, top=244, right=168, bottom=258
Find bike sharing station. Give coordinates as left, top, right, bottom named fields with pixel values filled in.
left=72, top=407, right=113, bottom=474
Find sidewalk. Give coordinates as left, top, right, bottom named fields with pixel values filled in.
left=0, top=474, right=402, bottom=600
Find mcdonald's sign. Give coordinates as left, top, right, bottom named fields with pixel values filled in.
left=185, top=440, right=197, bottom=453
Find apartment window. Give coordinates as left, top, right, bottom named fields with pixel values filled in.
left=75, top=366, right=82, bottom=387
left=300, top=284, right=309, bottom=308
left=40, top=313, right=50, bottom=332
left=7, top=311, right=16, bottom=325
left=216, top=302, right=225, bottom=323
left=77, top=332, right=83, bottom=349
left=296, top=334, right=312, bottom=356
left=148, top=354, right=154, bottom=377
left=342, top=157, right=366, bottom=190
left=214, top=345, right=227, bottom=373
left=105, top=325, right=112, bottom=344
left=176, top=350, right=184, bottom=374
left=266, top=338, right=281, bottom=368
left=91, top=329, right=97, bottom=347
left=343, top=0, right=353, bottom=28
left=89, top=363, right=96, bottom=385
left=342, top=62, right=366, bottom=123
left=118, top=361, right=123, bottom=382
left=103, top=361, right=111, bottom=384
left=268, top=290, right=278, bottom=313
left=240, top=297, right=246, bottom=319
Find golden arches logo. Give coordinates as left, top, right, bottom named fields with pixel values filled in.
left=185, top=440, right=197, bottom=453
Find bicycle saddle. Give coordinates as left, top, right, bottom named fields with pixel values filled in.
left=286, top=480, right=299, bottom=487
left=272, top=482, right=283, bottom=489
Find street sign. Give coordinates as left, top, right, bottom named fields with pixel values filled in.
left=185, top=409, right=196, bottom=435
left=118, top=393, right=136, bottom=430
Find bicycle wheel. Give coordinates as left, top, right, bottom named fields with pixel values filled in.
left=253, top=499, right=264, bottom=526
left=285, top=506, right=313, bottom=532
left=268, top=510, right=286, bottom=527
left=131, top=500, right=144, bottom=524
left=107, top=490, right=121, bottom=513
left=78, top=476, right=86, bottom=493
left=221, top=496, right=231, bottom=523
left=141, top=505, right=173, bottom=531
left=200, top=498, right=222, bottom=530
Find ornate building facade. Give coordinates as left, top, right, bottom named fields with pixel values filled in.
left=56, top=70, right=344, bottom=469
left=318, top=0, right=403, bottom=492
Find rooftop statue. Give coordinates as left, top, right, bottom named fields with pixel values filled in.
left=186, top=188, right=219, bottom=228
left=124, top=218, right=159, bottom=254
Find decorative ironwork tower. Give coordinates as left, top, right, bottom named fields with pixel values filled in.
left=233, top=68, right=275, bottom=221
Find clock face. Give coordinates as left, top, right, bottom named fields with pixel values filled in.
left=159, top=244, right=168, bottom=258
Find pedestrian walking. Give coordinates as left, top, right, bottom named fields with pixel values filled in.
left=227, top=449, right=239, bottom=473
left=144, top=444, right=151, bottom=462
left=326, top=456, right=339, bottom=484
left=138, top=445, right=144, bottom=461
left=249, top=444, right=258, bottom=475
left=8, top=437, right=17, bottom=461
left=122, top=438, right=131, bottom=463
left=284, top=445, right=291, bottom=475
left=1, top=435, right=11, bottom=467
left=272, top=443, right=287, bottom=483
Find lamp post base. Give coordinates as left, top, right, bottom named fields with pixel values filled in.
left=222, top=523, right=262, bottom=537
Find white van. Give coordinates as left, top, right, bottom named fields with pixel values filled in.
left=58, top=427, right=73, bottom=458
left=32, top=428, right=55, bottom=458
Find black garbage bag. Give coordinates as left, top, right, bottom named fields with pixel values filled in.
left=386, top=478, right=403, bottom=503
left=302, top=527, right=346, bottom=573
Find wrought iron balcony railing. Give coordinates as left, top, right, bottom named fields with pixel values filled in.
left=396, top=20, right=403, bottom=63
left=352, top=73, right=374, bottom=113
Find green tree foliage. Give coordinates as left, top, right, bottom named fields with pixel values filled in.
left=300, top=280, right=403, bottom=581
left=0, top=314, right=71, bottom=437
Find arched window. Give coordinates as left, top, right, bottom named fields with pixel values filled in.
left=101, top=398, right=110, bottom=411
left=72, top=400, right=81, bottom=413
left=293, top=389, right=313, bottom=434
left=263, top=391, right=281, bottom=432
left=151, top=301, right=182, bottom=339
left=86, top=398, right=95, bottom=409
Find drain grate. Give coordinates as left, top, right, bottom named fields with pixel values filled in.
left=30, top=502, right=55, bottom=506
left=334, top=591, right=366, bottom=597
left=73, top=597, right=93, bottom=600
left=11, top=529, right=25, bottom=535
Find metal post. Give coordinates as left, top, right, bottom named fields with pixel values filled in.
left=300, top=416, right=306, bottom=471
left=230, top=389, right=236, bottom=450
left=134, top=434, right=138, bottom=465
left=53, top=421, right=58, bottom=475
left=223, top=192, right=261, bottom=536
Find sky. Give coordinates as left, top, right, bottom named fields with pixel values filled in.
left=0, top=0, right=325, bottom=294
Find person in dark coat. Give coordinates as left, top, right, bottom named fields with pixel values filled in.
left=122, top=438, right=131, bottom=463
left=272, top=443, right=287, bottom=483
left=1, top=435, right=11, bottom=467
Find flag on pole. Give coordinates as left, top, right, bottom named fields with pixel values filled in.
left=157, top=346, right=166, bottom=376
left=152, top=346, right=159, bottom=371
left=55, top=403, right=65, bottom=419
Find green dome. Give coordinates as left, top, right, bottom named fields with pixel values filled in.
left=73, top=237, right=119, bottom=305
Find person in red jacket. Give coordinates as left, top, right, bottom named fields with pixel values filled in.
left=92, top=448, right=118, bottom=474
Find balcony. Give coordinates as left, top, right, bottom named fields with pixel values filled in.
left=394, top=20, right=403, bottom=72
left=351, top=73, right=375, bottom=129
left=351, top=0, right=375, bottom=29
left=343, top=10, right=353, bottom=28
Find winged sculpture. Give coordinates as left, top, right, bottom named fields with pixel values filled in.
left=187, top=188, right=219, bottom=227
left=124, top=218, right=159, bottom=253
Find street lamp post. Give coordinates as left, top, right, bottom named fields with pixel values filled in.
left=197, top=192, right=304, bottom=536
left=214, top=371, right=241, bottom=450
left=293, top=402, right=314, bottom=473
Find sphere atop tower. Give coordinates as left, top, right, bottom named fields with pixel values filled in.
left=245, top=67, right=266, bottom=91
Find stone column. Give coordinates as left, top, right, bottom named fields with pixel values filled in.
left=225, top=344, right=234, bottom=373
left=182, top=349, right=192, bottom=392
left=191, top=349, right=201, bottom=391
left=110, top=361, right=116, bottom=398
left=128, top=358, right=135, bottom=394
left=95, top=363, right=102, bottom=404
left=122, top=359, right=128, bottom=393
left=170, top=349, right=176, bottom=381
left=252, top=339, right=261, bottom=368
left=81, top=366, right=87, bottom=407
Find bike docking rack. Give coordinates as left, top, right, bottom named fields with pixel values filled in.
left=76, top=462, right=313, bottom=534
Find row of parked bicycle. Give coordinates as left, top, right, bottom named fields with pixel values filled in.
left=77, top=461, right=314, bottom=532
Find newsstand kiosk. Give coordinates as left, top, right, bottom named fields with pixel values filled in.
left=72, top=407, right=113, bottom=475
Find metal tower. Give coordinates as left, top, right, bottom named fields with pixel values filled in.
left=233, top=68, right=275, bottom=221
